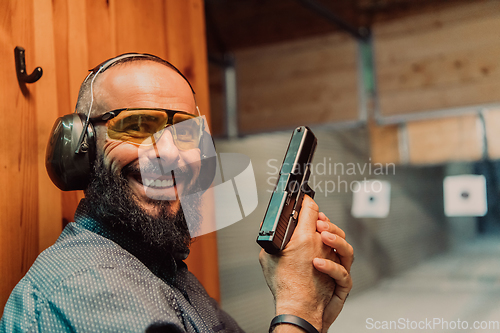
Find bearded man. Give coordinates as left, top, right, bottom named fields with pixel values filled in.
left=0, top=54, right=353, bottom=333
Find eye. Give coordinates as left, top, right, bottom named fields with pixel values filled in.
left=176, top=128, right=191, bottom=136
left=126, top=124, right=140, bottom=131
left=120, top=116, right=158, bottom=132
left=126, top=123, right=144, bottom=131
left=175, top=126, right=196, bottom=141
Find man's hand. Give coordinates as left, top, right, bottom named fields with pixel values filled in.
left=259, top=196, right=353, bottom=333
left=314, top=211, right=353, bottom=332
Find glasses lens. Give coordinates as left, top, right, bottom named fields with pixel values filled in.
left=107, top=109, right=168, bottom=144
left=171, top=113, right=202, bottom=150
left=106, top=109, right=202, bottom=149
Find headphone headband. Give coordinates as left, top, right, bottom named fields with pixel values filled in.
left=90, top=53, right=159, bottom=74
left=87, top=53, right=195, bottom=93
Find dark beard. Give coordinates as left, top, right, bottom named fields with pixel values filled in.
left=84, top=156, right=201, bottom=257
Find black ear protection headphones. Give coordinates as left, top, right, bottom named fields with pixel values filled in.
left=45, top=53, right=216, bottom=192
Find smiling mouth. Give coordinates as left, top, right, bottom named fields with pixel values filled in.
left=132, top=173, right=177, bottom=189
left=144, top=178, right=174, bottom=188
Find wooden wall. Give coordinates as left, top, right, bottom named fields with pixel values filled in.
left=208, top=62, right=226, bottom=137
left=484, top=108, right=500, bottom=159
left=370, top=107, right=500, bottom=165
left=0, top=0, right=40, bottom=315
left=1, top=0, right=220, bottom=312
left=370, top=1, right=500, bottom=164
left=227, top=1, right=499, bottom=165
left=374, top=1, right=500, bottom=116
left=235, top=33, right=360, bottom=134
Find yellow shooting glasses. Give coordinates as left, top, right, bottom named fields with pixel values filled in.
left=90, top=108, right=203, bottom=150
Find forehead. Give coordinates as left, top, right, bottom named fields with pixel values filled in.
left=94, top=61, right=196, bottom=114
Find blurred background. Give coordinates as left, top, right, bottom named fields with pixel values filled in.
left=2, top=0, right=500, bottom=332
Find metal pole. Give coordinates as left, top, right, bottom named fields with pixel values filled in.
left=224, top=54, right=238, bottom=138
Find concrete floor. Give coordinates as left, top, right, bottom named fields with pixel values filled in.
left=330, top=236, right=500, bottom=333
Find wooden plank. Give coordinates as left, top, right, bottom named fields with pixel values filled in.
left=238, top=70, right=358, bottom=133
left=374, top=1, right=500, bottom=116
left=86, top=0, right=117, bottom=66
left=67, top=0, right=89, bottom=107
left=369, top=122, right=400, bottom=164
left=114, top=0, right=167, bottom=58
left=52, top=0, right=89, bottom=113
left=378, top=77, right=500, bottom=116
left=237, top=34, right=357, bottom=85
left=406, top=115, right=482, bottom=164
left=374, top=2, right=500, bottom=67
left=52, top=0, right=88, bottom=224
left=165, top=0, right=211, bottom=127
left=0, top=0, right=39, bottom=311
left=483, top=108, right=500, bottom=160
left=374, top=1, right=500, bottom=39
left=206, top=0, right=356, bottom=50
left=33, top=0, right=63, bottom=252
left=235, top=33, right=359, bottom=134
left=164, top=0, right=219, bottom=302
left=208, top=62, right=225, bottom=137
left=52, top=0, right=77, bottom=225
left=52, top=0, right=71, bottom=115
left=376, top=42, right=500, bottom=96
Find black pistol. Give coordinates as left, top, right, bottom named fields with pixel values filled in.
left=257, top=126, right=317, bottom=254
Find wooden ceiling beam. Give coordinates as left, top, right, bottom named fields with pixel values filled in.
left=297, top=0, right=370, bottom=41
left=205, top=0, right=473, bottom=52
left=205, top=0, right=357, bottom=51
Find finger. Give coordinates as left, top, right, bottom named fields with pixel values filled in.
left=318, top=212, right=329, bottom=222
left=316, top=219, right=346, bottom=239
left=294, top=195, right=319, bottom=234
left=326, top=250, right=341, bottom=264
left=313, top=258, right=352, bottom=301
left=320, top=232, right=354, bottom=271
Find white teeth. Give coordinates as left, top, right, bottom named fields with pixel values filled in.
left=144, top=178, right=174, bottom=188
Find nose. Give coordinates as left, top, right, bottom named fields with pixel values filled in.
left=144, top=127, right=181, bottom=166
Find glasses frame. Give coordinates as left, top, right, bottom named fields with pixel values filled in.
left=89, top=108, right=197, bottom=124
left=89, top=108, right=204, bottom=148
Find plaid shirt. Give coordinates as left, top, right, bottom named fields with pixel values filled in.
left=0, top=200, right=243, bottom=333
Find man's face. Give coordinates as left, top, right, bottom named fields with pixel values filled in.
left=93, top=62, right=200, bottom=217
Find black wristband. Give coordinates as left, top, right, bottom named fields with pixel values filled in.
left=269, top=314, right=320, bottom=333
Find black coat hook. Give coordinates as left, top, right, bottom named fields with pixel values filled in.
left=14, top=46, right=43, bottom=84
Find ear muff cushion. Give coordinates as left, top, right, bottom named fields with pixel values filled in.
left=45, top=113, right=95, bottom=191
